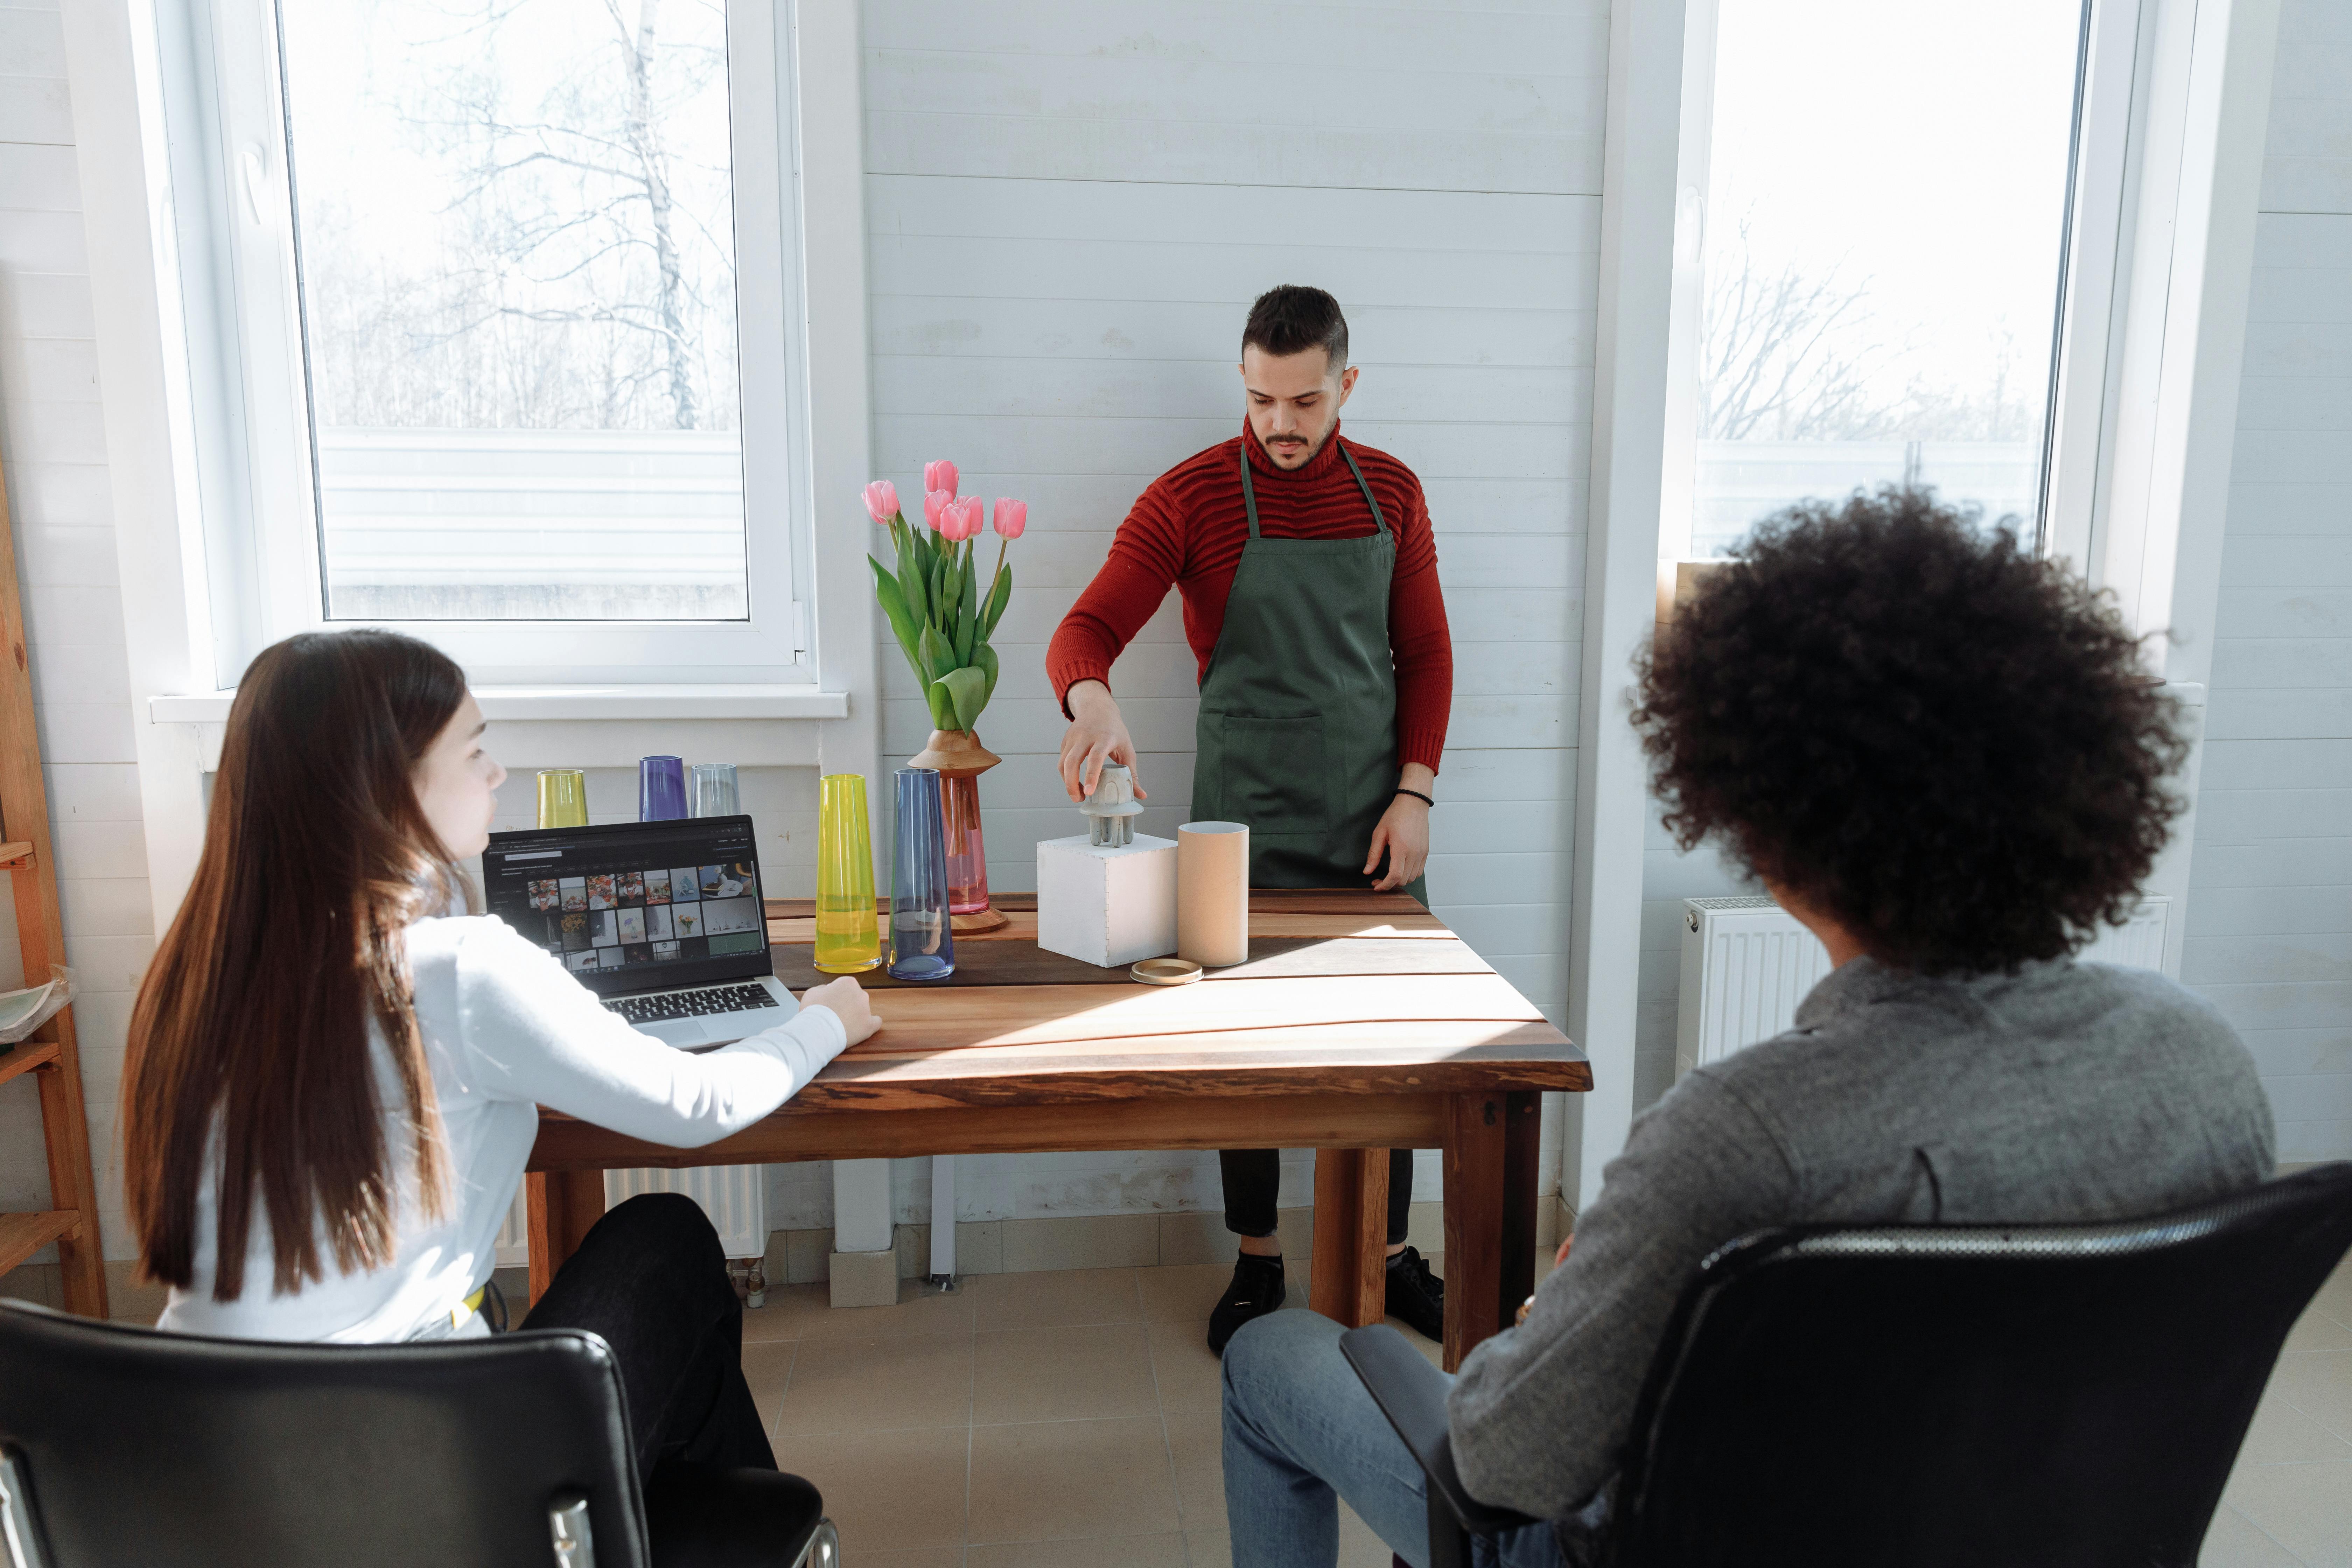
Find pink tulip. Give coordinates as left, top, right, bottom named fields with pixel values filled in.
left=861, top=479, right=897, bottom=525
left=992, top=498, right=1027, bottom=540
left=924, top=459, right=959, bottom=500
left=948, top=496, right=986, bottom=541
left=924, top=488, right=954, bottom=531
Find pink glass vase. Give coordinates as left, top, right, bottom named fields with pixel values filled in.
left=940, top=771, right=990, bottom=916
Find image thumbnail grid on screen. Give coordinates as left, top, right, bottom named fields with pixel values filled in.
left=518, top=861, right=761, bottom=974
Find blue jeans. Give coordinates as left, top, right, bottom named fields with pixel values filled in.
left=1220, top=1310, right=1561, bottom=1568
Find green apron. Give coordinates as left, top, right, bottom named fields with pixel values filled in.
left=1192, top=439, right=1428, bottom=904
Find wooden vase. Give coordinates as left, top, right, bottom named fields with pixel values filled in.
left=908, top=730, right=1008, bottom=932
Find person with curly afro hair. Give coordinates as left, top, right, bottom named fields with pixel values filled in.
left=1634, top=486, right=2188, bottom=973
left=1217, top=489, right=2275, bottom=1567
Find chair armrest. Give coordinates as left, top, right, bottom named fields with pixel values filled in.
left=1339, top=1325, right=1541, bottom=1540
left=644, top=1460, right=825, bottom=1568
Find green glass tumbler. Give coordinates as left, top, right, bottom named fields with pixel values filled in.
left=537, top=769, right=589, bottom=829
left=815, top=772, right=881, bottom=974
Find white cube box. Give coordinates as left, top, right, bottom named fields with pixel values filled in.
left=1035, top=833, right=1178, bottom=969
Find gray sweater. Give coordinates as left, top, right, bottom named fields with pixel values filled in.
left=1448, top=956, right=2276, bottom=1521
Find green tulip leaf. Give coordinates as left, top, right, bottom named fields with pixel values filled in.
left=934, top=666, right=988, bottom=734
left=971, top=639, right=1000, bottom=709
left=925, top=680, right=957, bottom=731
left=896, top=533, right=927, bottom=627
left=939, top=549, right=964, bottom=623
left=917, top=622, right=954, bottom=687
left=868, top=556, right=924, bottom=681
left=954, top=584, right=978, bottom=664
left=981, top=564, right=1013, bottom=638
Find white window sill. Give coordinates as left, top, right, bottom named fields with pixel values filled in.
left=148, top=685, right=852, bottom=724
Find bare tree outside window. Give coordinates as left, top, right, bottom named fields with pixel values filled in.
left=1698, top=216, right=1890, bottom=444
left=1693, top=0, right=2085, bottom=556
left=280, top=0, right=749, bottom=620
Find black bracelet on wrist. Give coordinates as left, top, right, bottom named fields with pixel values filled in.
left=1394, top=788, right=1434, bottom=808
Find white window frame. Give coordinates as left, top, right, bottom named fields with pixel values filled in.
left=1653, top=0, right=2138, bottom=570
left=1575, top=0, right=2242, bottom=1208
left=160, top=0, right=817, bottom=686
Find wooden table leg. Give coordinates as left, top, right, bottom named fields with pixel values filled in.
left=526, top=1170, right=608, bottom=1308
left=34, top=1040, right=106, bottom=1317
left=1309, top=1147, right=1390, bottom=1326
left=1441, top=1090, right=1542, bottom=1371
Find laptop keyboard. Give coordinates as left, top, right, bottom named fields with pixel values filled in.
left=607, top=984, right=782, bottom=1024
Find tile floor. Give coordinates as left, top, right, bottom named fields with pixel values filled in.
left=738, top=1252, right=2352, bottom=1568
left=742, top=1255, right=1467, bottom=1568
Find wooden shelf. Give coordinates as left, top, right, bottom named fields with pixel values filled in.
left=0, top=444, right=104, bottom=1312
left=0, top=1210, right=79, bottom=1276
left=0, top=1038, right=58, bottom=1091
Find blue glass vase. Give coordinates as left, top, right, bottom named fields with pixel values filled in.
left=638, top=755, right=687, bottom=821
left=889, top=766, right=956, bottom=981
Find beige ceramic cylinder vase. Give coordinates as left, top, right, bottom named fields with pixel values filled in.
left=1177, top=821, right=1250, bottom=967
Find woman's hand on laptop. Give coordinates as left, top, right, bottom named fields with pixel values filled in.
left=799, top=976, right=880, bottom=1048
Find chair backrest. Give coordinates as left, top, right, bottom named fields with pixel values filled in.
left=0, top=1302, right=651, bottom=1568
left=1604, top=1164, right=2352, bottom=1568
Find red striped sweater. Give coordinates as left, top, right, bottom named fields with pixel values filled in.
left=1047, top=421, right=1452, bottom=773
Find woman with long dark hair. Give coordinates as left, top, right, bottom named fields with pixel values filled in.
left=122, top=629, right=876, bottom=1475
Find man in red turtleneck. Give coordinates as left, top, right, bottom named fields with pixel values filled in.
left=1048, top=286, right=1454, bottom=1354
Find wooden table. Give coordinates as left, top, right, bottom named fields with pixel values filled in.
left=525, top=890, right=1589, bottom=1369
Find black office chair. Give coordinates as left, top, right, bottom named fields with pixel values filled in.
left=0, top=1301, right=835, bottom=1568
left=1345, top=1162, right=2352, bottom=1568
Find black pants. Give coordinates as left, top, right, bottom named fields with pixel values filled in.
left=520, top=1192, right=775, bottom=1480
left=1220, top=1148, right=1414, bottom=1247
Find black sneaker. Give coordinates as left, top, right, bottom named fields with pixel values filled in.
left=1386, top=1246, right=1445, bottom=1342
left=1206, top=1253, right=1289, bottom=1355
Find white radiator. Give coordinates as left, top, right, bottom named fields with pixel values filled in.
left=1675, top=894, right=2171, bottom=1079
left=1675, top=897, right=1835, bottom=1080
left=492, top=1166, right=769, bottom=1267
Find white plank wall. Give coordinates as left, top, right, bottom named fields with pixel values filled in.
left=861, top=0, right=1603, bottom=1224
left=2184, top=0, right=2352, bottom=1163
left=0, top=0, right=161, bottom=1280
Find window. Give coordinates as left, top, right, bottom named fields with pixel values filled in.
left=1676, top=0, right=2093, bottom=555
left=166, top=0, right=811, bottom=683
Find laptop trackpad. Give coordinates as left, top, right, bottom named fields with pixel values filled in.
left=639, top=1019, right=706, bottom=1047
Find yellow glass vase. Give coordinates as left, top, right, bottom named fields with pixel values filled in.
left=815, top=772, right=882, bottom=974
left=537, top=769, right=588, bottom=829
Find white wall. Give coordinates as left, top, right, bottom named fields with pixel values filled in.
left=2183, top=0, right=2352, bottom=1163
left=860, top=0, right=1604, bottom=1226
left=0, top=0, right=157, bottom=1270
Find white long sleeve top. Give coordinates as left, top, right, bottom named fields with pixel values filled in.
left=156, top=913, right=847, bottom=1344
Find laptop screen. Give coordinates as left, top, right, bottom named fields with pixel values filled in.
left=481, top=814, right=770, bottom=997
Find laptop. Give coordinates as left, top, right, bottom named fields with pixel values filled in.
left=480, top=813, right=796, bottom=1049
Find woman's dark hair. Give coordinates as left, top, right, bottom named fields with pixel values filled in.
left=125, top=630, right=473, bottom=1299
left=1243, top=284, right=1349, bottom=371
left=1632, top=488, right=2188, bottom=975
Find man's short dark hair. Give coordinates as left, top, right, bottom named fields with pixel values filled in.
left=1633, top=488, right=2189, bottom=975
left=1243, top=285, right=1349, bottom=372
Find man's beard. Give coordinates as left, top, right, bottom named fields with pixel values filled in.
left=1257, top=425, right=1330, bottom=467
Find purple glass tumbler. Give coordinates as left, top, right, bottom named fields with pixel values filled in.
left=638, top=755, right=688, bottom=821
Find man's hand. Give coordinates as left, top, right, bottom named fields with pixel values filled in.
left=799, top=975, right=879, bottom=1047
left=1364, top=794, right=1430, bottom=891
left=1058, top=680, right=1147, bottom=804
